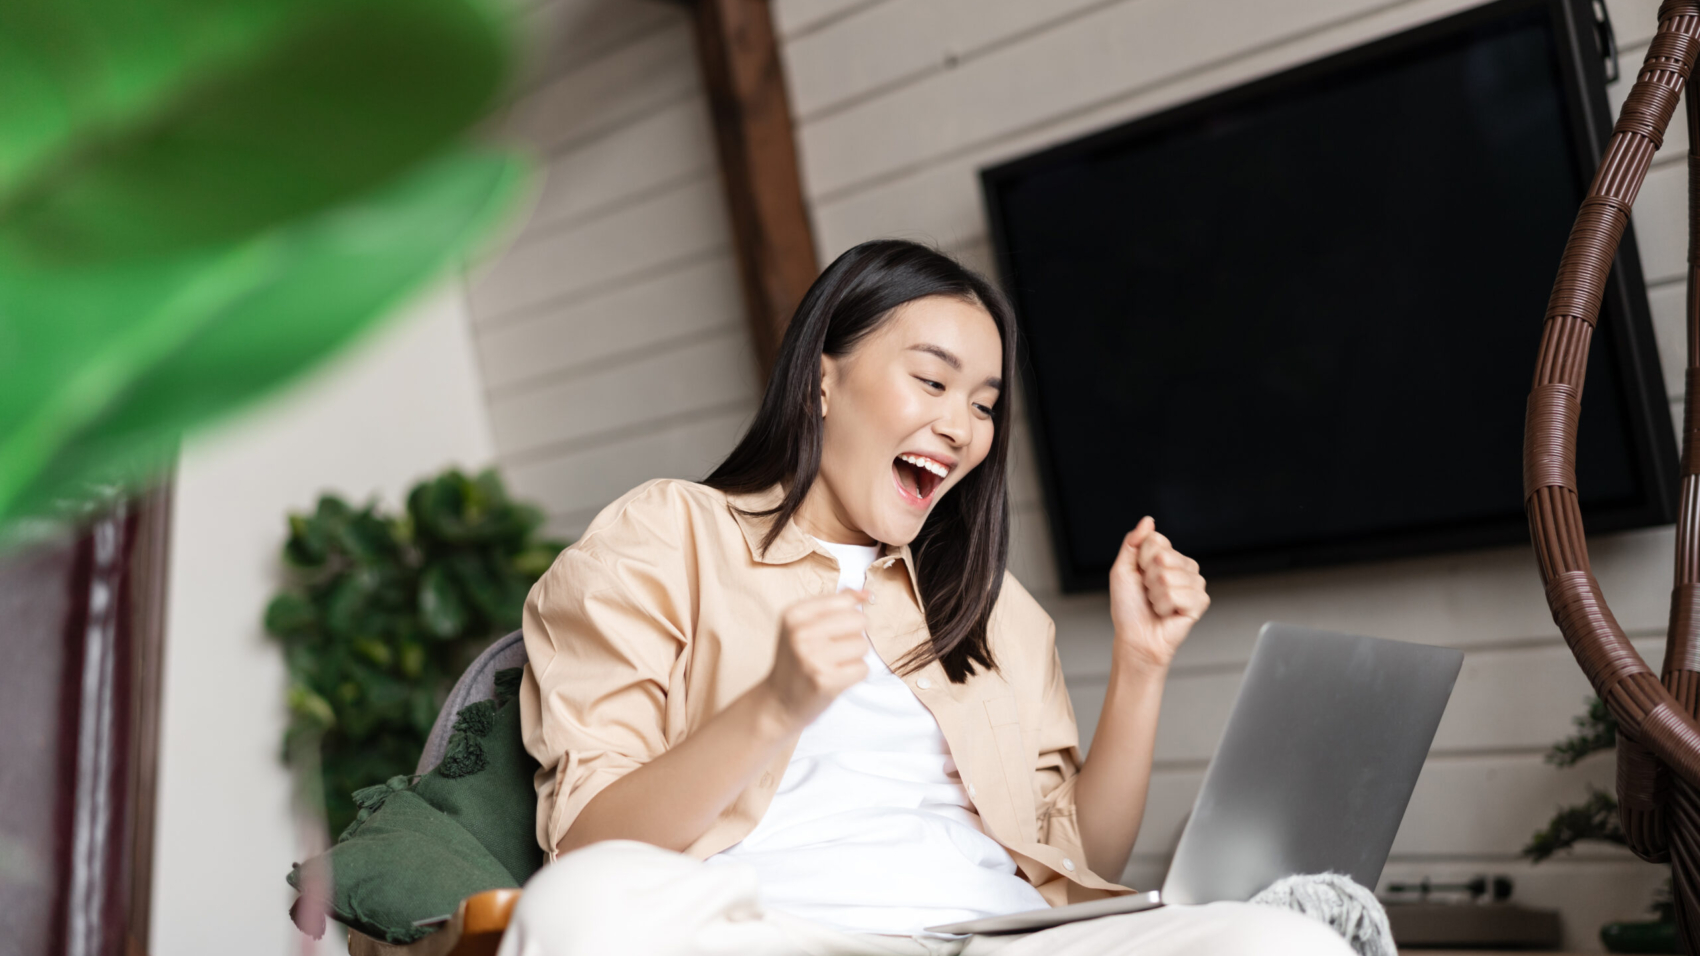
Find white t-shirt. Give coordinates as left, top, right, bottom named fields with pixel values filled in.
left=707, top=538, right=1048, bottom=935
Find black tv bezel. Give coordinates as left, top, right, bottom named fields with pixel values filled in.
left=981, top=0, right=1678, bottom=591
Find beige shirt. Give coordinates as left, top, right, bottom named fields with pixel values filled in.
left=518, top=479, right=1131, bottom=906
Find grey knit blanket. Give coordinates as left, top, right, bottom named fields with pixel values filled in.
left=1250, top=872, right=1395, bottom=956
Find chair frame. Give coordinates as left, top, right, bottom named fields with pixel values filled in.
left=1525, top=0, right=1700, bottom=948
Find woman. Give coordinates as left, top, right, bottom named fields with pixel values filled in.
left=504, top=241, right=1351, bottom=956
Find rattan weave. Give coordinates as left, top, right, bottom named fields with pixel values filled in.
left=1526, top=0, right=1700, bottom=945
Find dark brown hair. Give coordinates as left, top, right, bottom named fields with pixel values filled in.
left=704, top=239, right=1017, bottom=682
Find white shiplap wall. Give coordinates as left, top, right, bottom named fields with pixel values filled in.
left=469, top=0, right=760, bottom=540
left=775, top=0, right=1686, bottom=948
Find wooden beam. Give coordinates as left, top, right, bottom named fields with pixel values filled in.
left=689, top=0, right=819, bottom=379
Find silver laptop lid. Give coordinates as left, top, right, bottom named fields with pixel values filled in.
left=1161, top=622, right=1462, bottom=905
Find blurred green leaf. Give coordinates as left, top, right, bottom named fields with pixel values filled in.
left=0, top=147, right=530, bottom=523
left=446, top=552, right=506, bottom=624
left=338, top=510, right=401, bottom=566
left=287, top=683, right=336, bottom=730
left=418, top=562, right=468, bottom=639
left=398, top=642, right=425, bottom=680
left=352, top=637, right=393, bottom=669
left=0, top=0, right=512, bottom=265
left=284, top=513, right=328, bottom=569
left=263, top=592, right=317, bottom=638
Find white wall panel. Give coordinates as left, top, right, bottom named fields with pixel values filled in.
left=507, top=407, right=753, bottom=529
left=1608, top=0, right=1673, bottom=48
left=488, top=330, right=756, bottom=456
left=505, top=19, right=700, bottom=157
left=469, top=174, right=732, bottom=322
left=478, top=253, right=742, bottom=392
left=519, top=0, right=679, bottom=90
left=1634, top=161, right=1688, bottom=285
left=519, top=95, right=718, bottom=243
left=1649, top=279, right=1685, bottom=401
left=782, top=0, right=1109, bottom=119
left=1121, top=751, right=1618, bottom=865
left=466, top=1, right=756, bottom=582
left=772, top=0, right=884, bottom=41
left=1071, top=637, right=1665, bottom=764
left=1047, top=525, right=1673, bottom=687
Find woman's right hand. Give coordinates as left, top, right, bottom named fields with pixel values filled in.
left=761, top=590, right=871, bottom=729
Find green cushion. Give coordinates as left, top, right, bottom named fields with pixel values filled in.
left=287, top=668, right=542, bottom=943
left=287, top=786, right=514, bottom=944
left=413, top=668, right=545, bottom=884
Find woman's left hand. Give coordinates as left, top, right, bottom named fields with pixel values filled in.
left=1109, top=516, right=1209, bottom=672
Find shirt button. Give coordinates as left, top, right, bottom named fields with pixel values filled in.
left=916, top=677, right=932, bottom=689
left=1061, top=858, right=1076, bottom=872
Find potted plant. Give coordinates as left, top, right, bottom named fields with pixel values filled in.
left=264, top=468, right=565, bottom=835
left=1524, top=697, right=1676, bottom=954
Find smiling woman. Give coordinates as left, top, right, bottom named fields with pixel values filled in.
left=820, top=301, right=1004, bottom=531
left=706, top=241, right=1018, bottom=680
left=500, top=240, right=1329, bottom=956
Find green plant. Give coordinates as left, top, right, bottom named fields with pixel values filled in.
left=0, top=0, right=532, bottom=532
left=1524, top=787, right=1625, bottom=863
left=264, top=468, right=565, bottom=836
left=1524, top=696, right=1672, bottom=930
left=1548, top=695, right=1620, bottom=768
left=1524, top=696, right=1625, bottom=862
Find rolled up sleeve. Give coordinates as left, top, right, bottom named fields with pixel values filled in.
left=521, top=545, right=687, bottom=855
left=1032, top=630, right=1088, bottom=851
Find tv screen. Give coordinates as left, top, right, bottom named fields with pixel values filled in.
left=982, top=0, right=1675, bottom=589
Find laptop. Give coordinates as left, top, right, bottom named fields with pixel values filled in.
left=926, top=622, right=1462, bottom=935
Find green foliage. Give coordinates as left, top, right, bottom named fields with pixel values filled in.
left=1522, top=787, right=1626, bottom=862
left=1525, top=696, right=1671, bottom=925
left=265, top=468, right=565, bottom=836
left=1525, top=698, right=1623, bottom=863
left=1547, top=695, right=1618, bottom=767
left=0, top=0, right=532, bottom=529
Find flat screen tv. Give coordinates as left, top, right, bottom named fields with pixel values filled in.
left=981, top=0, right=1676, bottom=590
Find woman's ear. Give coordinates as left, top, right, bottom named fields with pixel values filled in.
left=820, top=353, right=839, bottom=418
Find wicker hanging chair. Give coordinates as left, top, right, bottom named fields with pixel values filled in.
left=1526, top=0, right=1700, bottom=946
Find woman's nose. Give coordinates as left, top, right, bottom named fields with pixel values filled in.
left=934, top=404, right=970, bottom=445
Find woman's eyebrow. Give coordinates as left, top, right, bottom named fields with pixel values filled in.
left=908, top=343, right=1002, bottom=390
left=908, top=343, right=961, bottom=369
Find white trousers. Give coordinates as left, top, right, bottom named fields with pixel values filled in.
left=496, top=841, right=1357, bottom=956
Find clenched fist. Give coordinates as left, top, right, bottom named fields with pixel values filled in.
left=1110, top=516, right=1209, bottom=671
left=762, top=590, right=871, bottom=728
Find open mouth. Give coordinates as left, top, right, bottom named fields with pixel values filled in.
left=893, top=453, right=949, bottom=504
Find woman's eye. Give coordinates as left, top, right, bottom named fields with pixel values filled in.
left=973, top=404, right=995, bottom=417
left=916, top=377, right=944, bottom=391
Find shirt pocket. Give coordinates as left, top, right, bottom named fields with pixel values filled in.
left=984, top=695, right=1038, bottom=842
